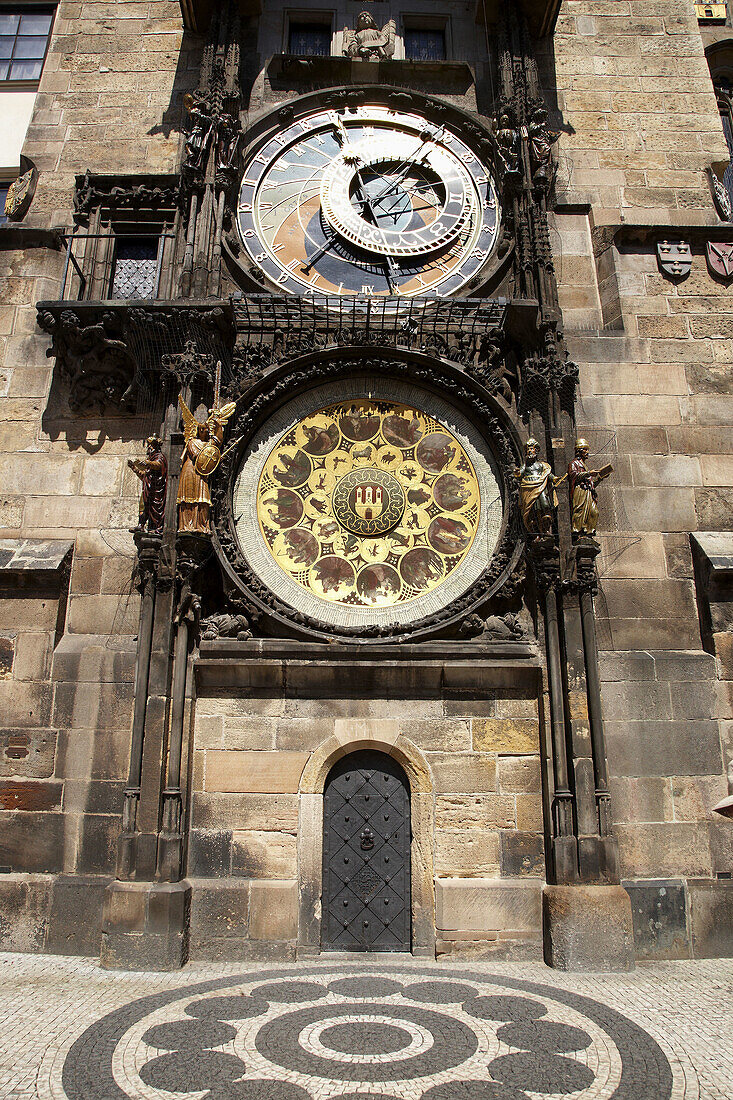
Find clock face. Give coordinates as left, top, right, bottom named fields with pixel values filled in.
left=237, top=104, right=501, bottom=298
left=232, top=377, right=504, bottom=629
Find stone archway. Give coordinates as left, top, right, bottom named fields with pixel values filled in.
left=297, top=729, right=435, bottom=956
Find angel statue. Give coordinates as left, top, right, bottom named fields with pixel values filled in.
left=343, top=12, right=396, bottom=60
left=177, top=376, right=236, bottom=535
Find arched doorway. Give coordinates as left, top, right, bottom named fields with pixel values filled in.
left=322, top=749, right=411, bottom=952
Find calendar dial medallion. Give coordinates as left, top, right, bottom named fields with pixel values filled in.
left=237, top=103, right=500, bottom=298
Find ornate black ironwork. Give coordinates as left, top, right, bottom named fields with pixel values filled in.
left=322, top=750, right=410, bottom=952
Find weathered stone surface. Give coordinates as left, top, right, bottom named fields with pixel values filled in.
left=204, top=751, right=309, bottom=794
left=231, top=830, right=297, bottom=879
left=436, top=794, right=515, bottom=830
left=615, top=823, right=712, bottom=878
left=472, top=719, right=540, bottom=754
left=498, top=756, right=542, bottom=793
left=428, top=752, right=497, bottom=793
left=187, top=830, right=232, bottom=877
left=248, top=880, right=297, bottom=941
left=543, top=885, right=635, bottom=971
left=100, top=880, right=191, bottom=971
left=500, top=832, right=545, bottom=876
left=606, top=720, right=723, bottom=777
left=0, top=875, right=50, bottom=952
left=435, top=830, right=500, bottom=877
left=188, top=879, right=250, bottom=954
left=436, top=878, right=543, bottom=934
left=688, top=880, right=733, bottom=958
left=624, top=880, right=690, bottom=960
left=191, top=793, right=299, bottom=832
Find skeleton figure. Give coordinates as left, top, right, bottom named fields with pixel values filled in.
left=343, top=12, right=396, bottom=60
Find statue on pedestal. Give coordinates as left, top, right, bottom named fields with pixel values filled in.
left=343, top=12, right=396, bottom=60
left=516, top=437, right=562, bottom=535
left=177, top=369, right=236, bottom=534
left=128, top=436, right=167, bottom=533
left=568, top=439, right=613, bottom=538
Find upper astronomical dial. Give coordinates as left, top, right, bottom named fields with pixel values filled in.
left=320, top=132, right=474, bottom=258
left=237, top=103, right=500, bottom=299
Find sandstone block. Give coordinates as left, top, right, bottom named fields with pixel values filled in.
left=204, top=751, right=309, bottom=794
left=435, top=830, right=500, bottom=876
left=543, top=885, right=635, bottom=971
left=498, top=756, right=541, bottom=793
left=436, top=878, right=542, bottom=934
left=436, top=794, right=515, bottom=829
left=248, top=880, right=297, bottom=941
left=231, top=830, right=296, bottom=879
left=615, top=822, right=712, bottom=877
left=429, top=752, right=496, bottom=793
left=191, top=793, right=299, bottom=832
left=473, top=719, right=539, bottom=754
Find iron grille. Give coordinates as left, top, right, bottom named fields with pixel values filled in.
left=111, top=237, right=159, bottom=300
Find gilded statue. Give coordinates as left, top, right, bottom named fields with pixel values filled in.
left=177, top=379, right=236, bottom=534
left=567, top=439, right=613, bottom=538
left=516, top=437, right=563, bottom=535
left=343, top=12, right=396, bottom=60
left=128, top=435, right=167, bottom=533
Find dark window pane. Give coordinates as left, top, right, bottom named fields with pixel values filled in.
left=0, top=14, right=19, bottom=34
left=0, top=185, right=8, bottom=226
left=14, top=35, right=49, bottom=58
left=9, top=58, right=42, bottom=79
left=404, top=29, right=445, bottom=61
left=19, top=13, right=52, bottom=34
left=0, top=61, right=8, bottom=80
left=111, top=237, right=159, bottom=300
left=0, top=36, right=12, bottom=58
left=288, top=22, right=330, bottom=56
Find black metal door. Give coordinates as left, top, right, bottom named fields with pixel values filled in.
left=322, top=750, right=411, bottom=952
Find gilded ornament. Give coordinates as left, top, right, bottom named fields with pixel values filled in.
left=516, top=437, right=563, bottom=535
left=253, top=400, right=482, bottom=609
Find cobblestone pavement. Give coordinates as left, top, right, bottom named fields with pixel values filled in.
left=0, top=953, right=730, bottom=1100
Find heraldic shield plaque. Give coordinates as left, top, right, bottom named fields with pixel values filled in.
left=232, top=377, right=504, bottom=630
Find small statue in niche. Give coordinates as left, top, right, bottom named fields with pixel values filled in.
left=567, top=438, right=613, bottom=538
left=183, top=93, right=215, bottom=172
left=343, top=12, right=396, bottom=60
left=495, top=110, right=521, bottom=183
left=216, top=113, right=241, bottom=172
left=516, top=437, right=563, bottom=535
left=128, top=435, right=168, bottom=533
left=177, top=380, right=236, bottom=535
left=525, top=105, right=560, bottom=186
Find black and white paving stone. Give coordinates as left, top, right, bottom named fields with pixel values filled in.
left=0, top=955, right=730, bottom=1099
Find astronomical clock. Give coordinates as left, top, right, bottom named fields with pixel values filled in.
left=235, top=100, right=502, bottom=298
left=215, top=91, right=519, bottom=639
left=227, top=375, right=512, bottom=633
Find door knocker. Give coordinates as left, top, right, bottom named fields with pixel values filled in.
left=360, top=827, right=375, bottom=851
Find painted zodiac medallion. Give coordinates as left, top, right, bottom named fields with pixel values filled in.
left=246, top=399, right=482, bottom=612
left=232, top=377, right=504, bottom=629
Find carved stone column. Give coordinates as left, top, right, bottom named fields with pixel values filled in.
left=116, top=532, right=161, bottom=880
